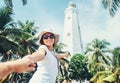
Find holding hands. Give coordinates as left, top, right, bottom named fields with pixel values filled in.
left=0, top=55, right=36, bottom=79
left=14, top=55, right=36, bottom=73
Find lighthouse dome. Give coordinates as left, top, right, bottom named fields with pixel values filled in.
left=68, top=2, right=76, bottom=7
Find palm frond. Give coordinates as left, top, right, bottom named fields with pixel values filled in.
left=1, top=28, right=22, bottom=37
left=0, top=6, right=13, bottom=31
left=102, top=0, right=120, bottom=17
left=99, top=54, right=110, bottom=65
left=103, top=74, right=116, bottom=82
left=4, top=0, right=27, bottom=8
left=22, top=0, right=27, bottom=5
left=4, top=0, right=13, bottom=8
left=94, top=63, right=106, bottom=71
left=0, top=36, right=19, bottom=54
left=90, top=71, right=112, bottom=83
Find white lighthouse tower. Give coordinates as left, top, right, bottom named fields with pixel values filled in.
left=62, top=2, right=83, bottom=55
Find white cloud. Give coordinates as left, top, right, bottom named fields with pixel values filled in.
left=77, top=0, right=120, bottom=48
left=105, top=9, right=120, bottom=47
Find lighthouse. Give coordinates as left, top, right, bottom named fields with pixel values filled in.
left=62, top=2, right=83, bottom=55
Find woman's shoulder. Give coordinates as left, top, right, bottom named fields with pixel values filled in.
left=38, top=45, right=48, bottom=50
left=40, top=45, right=47, bottom=48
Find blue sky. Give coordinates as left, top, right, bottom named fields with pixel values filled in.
left=0, top=0, right=120, bottom=49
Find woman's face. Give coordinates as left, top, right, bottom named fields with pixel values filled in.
left=42, top=33, right=55, bottom=47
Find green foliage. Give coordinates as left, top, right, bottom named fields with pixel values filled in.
left=0, top=6, right=38, bottom=83
left=103, top=74, right=117, bottom=82
left=69, top=54, right=92, bottom=82
left=54, top=43, right=70, bottom=82
left=89, top=46, right=120, bottom=83
left=112, top=47, right=120, bottom=68
left=0, top=36, right=18, bottom=54
left=54, top=43, right=66, bottom=53
left=85, top=38, right=112, bottom=75
left=0, top=6, right=13, bottom=31
left=90, top=71, right=112, bottom=83
left=4, top=0, right=27, bottom=9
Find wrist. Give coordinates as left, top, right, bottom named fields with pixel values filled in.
left=1, top=61, right=16, bottom=76
left=8, top=60, right=21, bottom=73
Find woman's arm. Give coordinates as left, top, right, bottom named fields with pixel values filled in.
left=28, top=48, right=46, bottom=62
left=56, top=52, right=70, bottom=59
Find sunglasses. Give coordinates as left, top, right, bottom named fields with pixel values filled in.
left=43, top=34, right=55, bottom=39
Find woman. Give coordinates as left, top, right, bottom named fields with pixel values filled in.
left=29, top=28, right=68, bottom=83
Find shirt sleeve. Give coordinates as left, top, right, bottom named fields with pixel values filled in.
left=38, top=45, right=47, bottom=50
left=38, top=45, right=48, bottom=55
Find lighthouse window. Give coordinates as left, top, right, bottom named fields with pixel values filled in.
left=67, top=16, right=70, bottom=20
left=67, top=32, right=70, bottom=36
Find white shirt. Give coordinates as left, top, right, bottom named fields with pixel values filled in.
left=29, top=45, right=58, bottom=83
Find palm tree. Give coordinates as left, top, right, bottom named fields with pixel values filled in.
left=0, top=2, right=39, bottom=82
left=0, top=6, right=24, bottom=82
left=102, top=0, right=120, bottom=17
left=90, top=70, right=112, bottom=83
left=1, top=20, right=39, bottom=83
left=56, top=58, right=70, bottom=83
left=85, top=38, right=112, bottom=75
left=0, top=6, right=13, bottom=31
left=0, top=6, right=39, bottom=82
left=90, top=67, right=120, bottom=83
left=0, top=6, right=21, bottom=61
left=54, top=43, right=66, bottom=53
left=15, top=20, right=39, bottom=56
left=112, top=47, right=120, bottom=82
left=112, top=47, right=120, bottom=68
left=54, top=43, right=70, bottom=83
left=89, top=47, right=120, bottom=83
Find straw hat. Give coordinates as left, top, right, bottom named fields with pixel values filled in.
left=36, top=28, right=59, bottom=46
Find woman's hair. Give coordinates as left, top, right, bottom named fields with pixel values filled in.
left=40, top=34, right=56, bottom=47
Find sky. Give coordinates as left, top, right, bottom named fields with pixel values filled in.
left=0, top=0, right=120, bottom=50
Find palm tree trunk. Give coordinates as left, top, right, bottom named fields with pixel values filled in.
left=117, top=74, right=120, bottom=83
